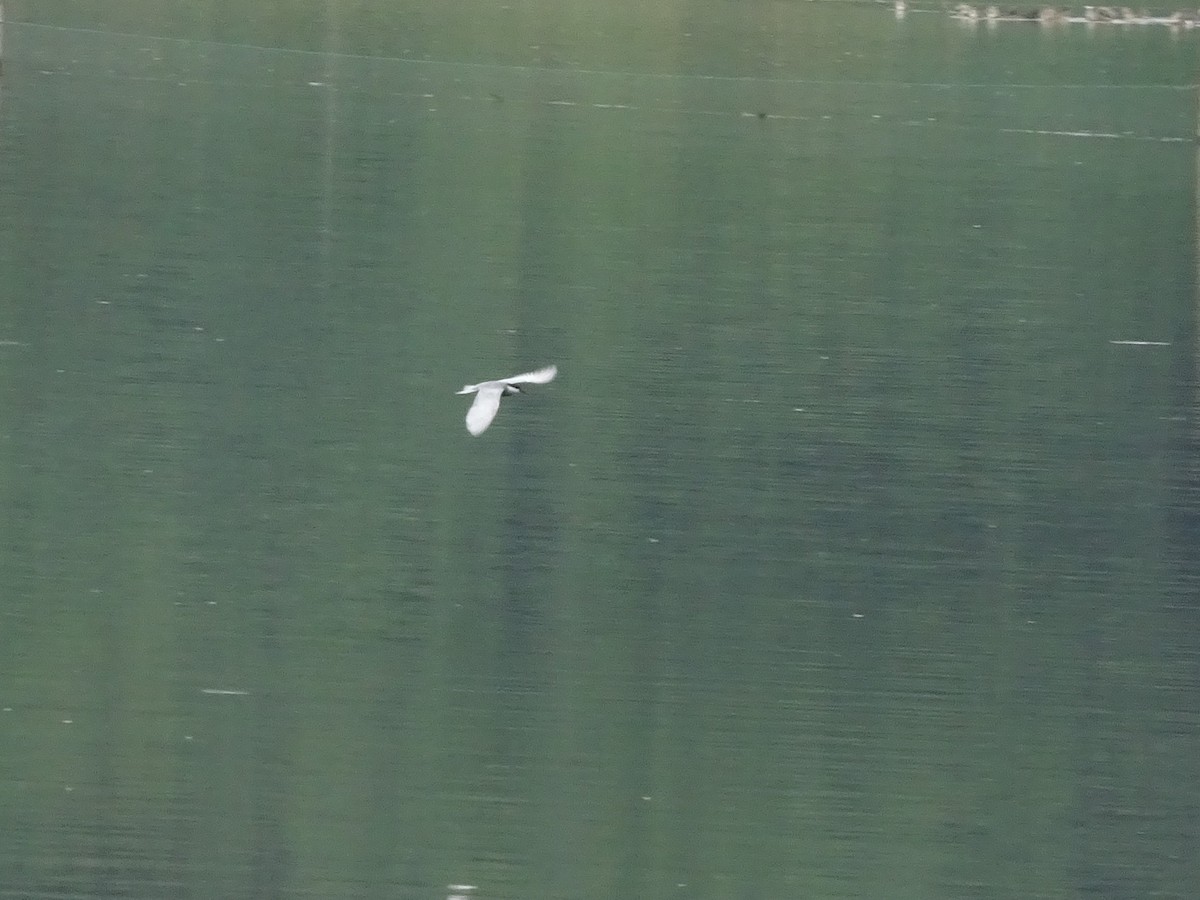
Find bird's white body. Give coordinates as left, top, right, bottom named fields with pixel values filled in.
left=456, top=365, right=557, bottom=435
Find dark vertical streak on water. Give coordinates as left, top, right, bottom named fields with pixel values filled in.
left=506, top=95, right=560, bottom=675
left=1150, top=129, right=1200, bottom=894
left=1170, top=137, right=1200, bottom=596
left=483, top=78, right=569, bottom=897
left=248, top=534, right=292, bottom=900
left=89, top=586, right=123, bottom=900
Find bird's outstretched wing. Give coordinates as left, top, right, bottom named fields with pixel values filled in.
left=465, top=385, right=504, bottom=436
left=503, top=365, right=557, bottom=386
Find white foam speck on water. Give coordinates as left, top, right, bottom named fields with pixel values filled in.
left=1109, top=340, right=1171, bottom=347
left=201, top=688, right=250, bottom=696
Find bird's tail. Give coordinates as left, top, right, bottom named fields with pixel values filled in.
left=456, top=385, right=477, bottom=395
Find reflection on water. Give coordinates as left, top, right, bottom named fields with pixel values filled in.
left=0, top=3, right=1197, bottom=899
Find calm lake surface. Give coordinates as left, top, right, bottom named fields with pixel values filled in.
left=1, top=2, right=1197, bottom=898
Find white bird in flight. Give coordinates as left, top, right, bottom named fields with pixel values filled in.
left=456, top=365, right=557, bottom=436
